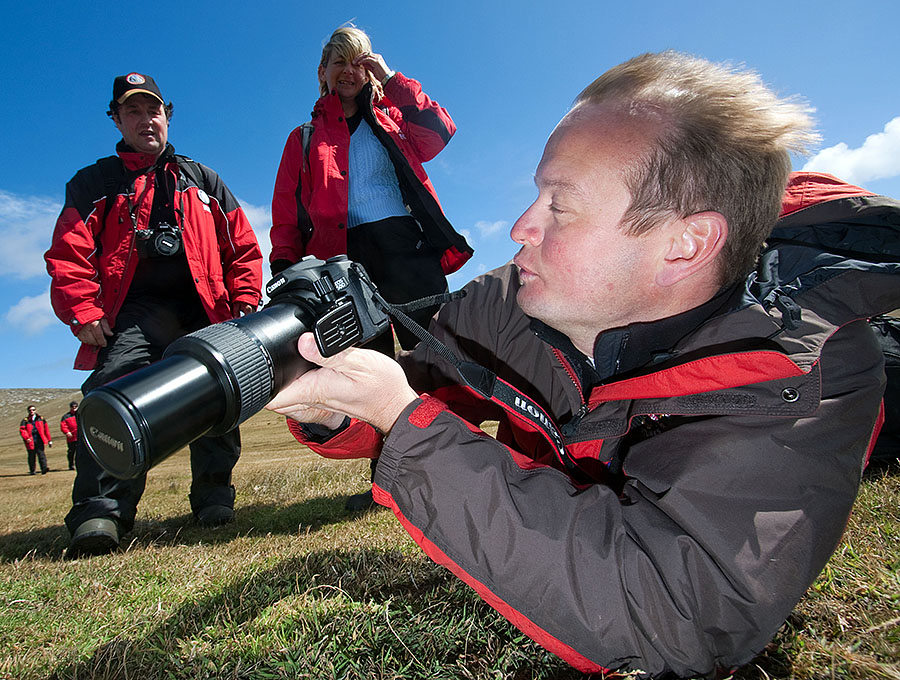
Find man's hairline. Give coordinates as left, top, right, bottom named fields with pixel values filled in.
left=543, top=103, right=673, bottom=235
left=110, top=93, right=172, bottom=122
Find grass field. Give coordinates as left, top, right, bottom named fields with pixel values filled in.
left=0, top=387, right=897, bottom=679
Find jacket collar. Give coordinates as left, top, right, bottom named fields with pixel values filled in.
left=313, top=82, right=379, bottom=121
left=532, top=283, right=741, bottom=386
left=116, top=140, right=175, bottom=172
left=593, top=285, right=740, bottom=381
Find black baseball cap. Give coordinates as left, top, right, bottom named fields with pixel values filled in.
left=112, top=72, right=165, bottom=105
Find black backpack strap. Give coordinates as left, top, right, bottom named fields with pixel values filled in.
left=95, top=155, right=147, bottom=227
left=173, top=154, right=208, bottom=192
left=299, top=122, right=314, bottom=173
left=77, top=155, right=133, bottom=257
left=97, top=156, right=126, bottom=226
left=295, top=122, right=315, bottom=248
left=171, top=155, right=234, bottom=268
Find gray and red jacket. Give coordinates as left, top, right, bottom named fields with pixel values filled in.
left=45, top=143, right=263, bottom=370
left=60, top=411, right=78, bottom=442
left=288, top=173, right=900, bottom=677
left=270, top=73, right=472, bottom=274
left=20, top=416, right=51, bottom=450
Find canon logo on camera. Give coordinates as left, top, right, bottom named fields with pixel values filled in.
left=89, top=426, right=125, bottom=453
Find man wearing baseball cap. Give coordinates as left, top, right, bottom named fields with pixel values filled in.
left=45, top=73, right=264, bottom=557
left=112, top=72, right=165, bottom=104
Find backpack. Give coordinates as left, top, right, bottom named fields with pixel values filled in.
left=772, top=174, right=900, bottom=469
left=869, top=314, right=900, bottom=465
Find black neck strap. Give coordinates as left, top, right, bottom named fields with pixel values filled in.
left=371, top=288, right=578, bottom=473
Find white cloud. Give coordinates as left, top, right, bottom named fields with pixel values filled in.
left=237, top=197, right=271, bottom=233
left=237, top=196, right=272, bottom=272
left=803, top=116, right=900, bottom=184
left=474, top=219, right=509, bottom=239
left=6, top=286, right=56, bottom=335
left=0, top=190, right=62, bottom=280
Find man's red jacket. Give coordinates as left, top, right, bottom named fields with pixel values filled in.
left=20, top=416, right=51, bottom=450
left=45, top=144, right=263, bottom=370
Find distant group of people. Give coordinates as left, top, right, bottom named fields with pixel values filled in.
left=36, top=23, right=900, bottom=680
left=19, top=400, right=78, bottom=474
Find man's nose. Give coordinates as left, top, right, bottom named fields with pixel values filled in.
left=510, top=205, right=543, bottom=246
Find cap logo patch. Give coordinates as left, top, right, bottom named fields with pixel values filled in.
left=126, top=73, right=146, bottom=85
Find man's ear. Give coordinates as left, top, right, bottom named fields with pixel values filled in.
left=656, top=211, right=728, bottom=287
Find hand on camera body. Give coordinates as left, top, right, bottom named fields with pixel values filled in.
left=266, top=332, right=418, bottom=435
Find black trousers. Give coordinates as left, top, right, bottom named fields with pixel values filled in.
left=65, top=299, right=240, bottom=535
left=347, top=215, right=448, bottom=356
left=27, top=444, right=49, bottom=474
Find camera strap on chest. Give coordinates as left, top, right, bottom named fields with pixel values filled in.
left=368, top=286, right=579, bottom=473
left=96, top=155, right=206, bottom=223
left=93, top=155, right=208, bottom=252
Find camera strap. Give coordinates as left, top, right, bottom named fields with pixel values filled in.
left=370, top=289, right=579, bottom=473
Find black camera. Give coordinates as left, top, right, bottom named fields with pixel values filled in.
left=136, top=222, right=182, bottom=257
left=79, top=255, right=390, bottom=479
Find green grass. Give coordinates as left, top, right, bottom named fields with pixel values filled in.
left=0, top=389, right=898, bottom=679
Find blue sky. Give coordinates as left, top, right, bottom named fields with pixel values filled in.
left=2, top=0, right=899, bottom=388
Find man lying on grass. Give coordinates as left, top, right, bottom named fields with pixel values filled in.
left=267, top=51, right=900, bottom=678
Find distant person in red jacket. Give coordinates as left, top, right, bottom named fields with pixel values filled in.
left=60, top=401, right=79, bottom=471
left=270, top=25, right=472, bottom=510
left=20, top=405, right=52, bottom=475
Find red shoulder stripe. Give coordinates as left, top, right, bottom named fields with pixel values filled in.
left=589, top=351, right=806, bottom=405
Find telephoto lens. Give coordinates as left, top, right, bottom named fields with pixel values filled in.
left=80, top=256, right=389, bottom=479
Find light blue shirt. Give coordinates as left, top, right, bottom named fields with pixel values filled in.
left=347, top=120, right=409, bottom=228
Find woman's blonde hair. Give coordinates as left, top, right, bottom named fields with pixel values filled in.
left=319, top=26, right=383, bottom=100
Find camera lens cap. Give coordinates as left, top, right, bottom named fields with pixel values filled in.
left=80, top=387, right=149, bottom=479
left=154, top=231, right=181, bottom=256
